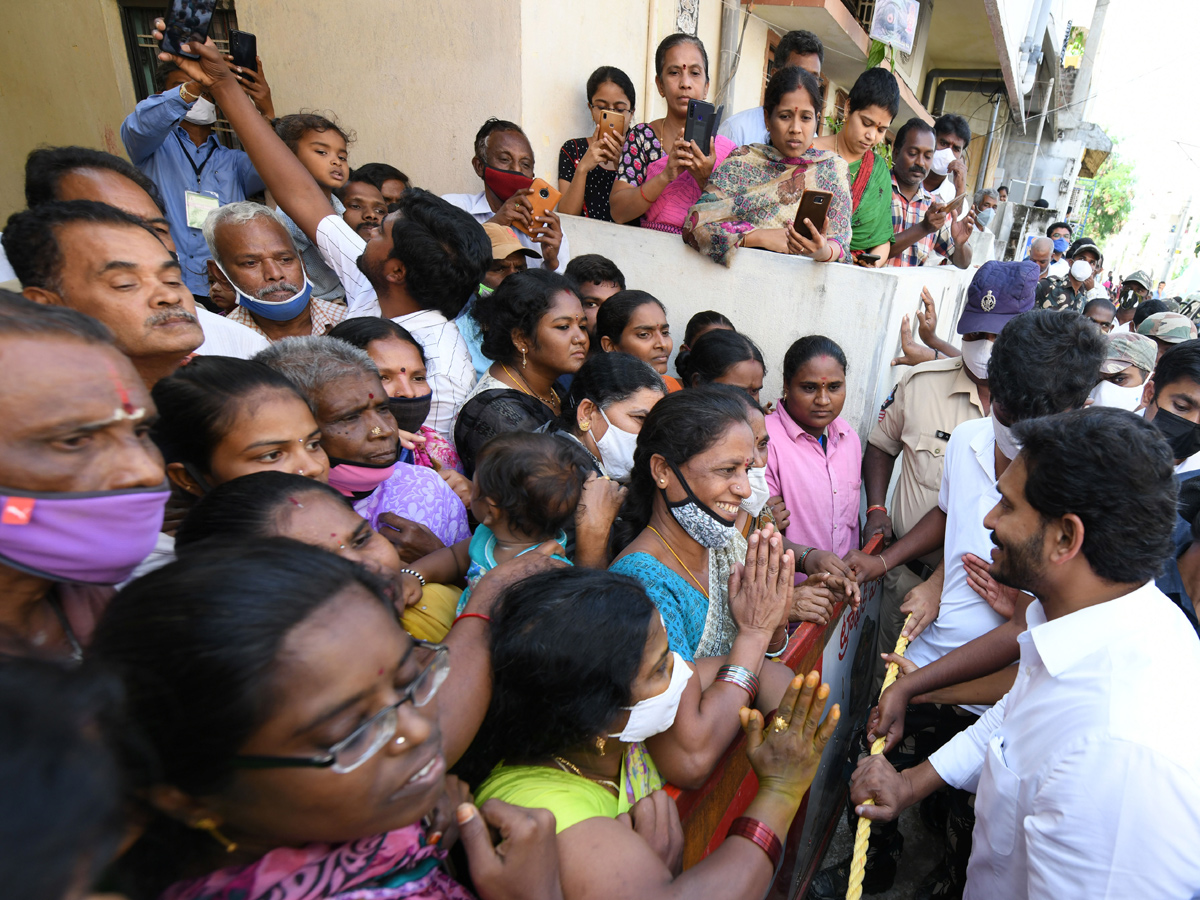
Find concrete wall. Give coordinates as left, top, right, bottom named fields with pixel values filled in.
left=559, top=215, right=973, bottom=440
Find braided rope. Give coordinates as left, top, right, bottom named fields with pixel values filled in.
left=846, top=615, right=912, bottom=900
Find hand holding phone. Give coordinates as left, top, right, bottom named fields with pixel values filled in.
left=160, top=0, right=218, bottom=60
left=794, top=190, right=833, bottom=237
left=229, top=30, right=257, bottom=72
left=512, top=179, right=561, bottom=239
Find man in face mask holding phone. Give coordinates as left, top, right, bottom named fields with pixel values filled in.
left=1035, top=237, right=1102, bottom=312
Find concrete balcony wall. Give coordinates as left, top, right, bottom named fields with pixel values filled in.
left=560, top=215, right=975, bottom=440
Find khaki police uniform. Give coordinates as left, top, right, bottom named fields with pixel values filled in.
left=867, top=356, right=986, bottom=683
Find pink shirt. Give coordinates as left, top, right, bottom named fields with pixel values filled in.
left=764, top=406, right=862, bottom=581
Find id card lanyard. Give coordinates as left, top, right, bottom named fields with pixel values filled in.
left=177, top=131, right=220, bottom=230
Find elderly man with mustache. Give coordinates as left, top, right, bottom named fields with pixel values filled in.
left=887, top=117, right=974, bottom=269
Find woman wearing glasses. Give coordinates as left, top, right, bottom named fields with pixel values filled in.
left=557, top=66, right=636, bottom=222
left=91, top=539, right=564, bottom=900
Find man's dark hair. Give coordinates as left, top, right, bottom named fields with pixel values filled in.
left=350, top=162, right=409, bottom=191
left=1033, top=198, right=1050, bottom=208
left=1082, top=296, right=1115, bottom=318
left=933, top=113, right=971, bottom=147
left=386, top=188, right=490, bottom=319
left=0, top=289, right=114, bottom=344
left=988, top=309, right=1106, bottom=422
left=1134, top=297, right=1170, bottom=328
left=474, top=118, right=526, bottom=162
left=586, top=66, right=637, bottom=113
left=999, top=184, right=1009, bottom=192
left=777, top=29, right=824, bottom=66
left=1013, top=408, right=1176, bottom=584
left=1046, top=221, right=1073, bottom=238
left=153, top=60, right=181, bottom=92
left=894, top=117, right=935, bottom=154
left=2, top=200, right=161, bottom=292
left=24, top=146, right=165, bottom=213
left=273, top=112, right=355, bottom=151
left=848, top=66, right=900, bottom=118
left=565, top=253, right=626, bottom=291
left=1151, top=340, right=1200, bottom=402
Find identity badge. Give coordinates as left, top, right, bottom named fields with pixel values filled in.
left=185, top=190, right=220, bottom=229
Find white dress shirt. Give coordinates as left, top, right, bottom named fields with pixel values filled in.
left=314, top=214, right=379, bottom=317
left=930, top=583, right=1200, bottom=899
left=194, top=307, right=269, bottom=359
left=717, top=106, right=768, bottom=148
left=390, top=307, right=477, bottom=440
left=440, top=191, right=570, bottom=273
left=906, top=416, right=1007, bottom=713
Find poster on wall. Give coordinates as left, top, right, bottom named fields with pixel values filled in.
left=869, top=0, right=920, bottom=55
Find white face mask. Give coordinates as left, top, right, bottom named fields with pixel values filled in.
left=741, top=465, right=770, bottom=517
left=992, top=414, right=1021, bottom=460
left=610, top=650, right=693, bottom=743
left=594, top=407, right=638, bottom=483
left=1070, top=259, right=1094, bottom=282
left=930, top=146, right=956, bottom=176
left=1089, top=379, right=1144, bottom=412
left=183, top=96, right=218, bottom=125
left=960, top=338, right=993, bottom=380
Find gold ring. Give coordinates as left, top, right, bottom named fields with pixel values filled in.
left=772, top=715, right=789, bottom=734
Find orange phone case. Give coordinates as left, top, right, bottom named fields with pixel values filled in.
left=599, top=110, right=625, bottom=143
left=514, top=179, right=562, bottom=238
left=794, top=189, right=834, bottom=236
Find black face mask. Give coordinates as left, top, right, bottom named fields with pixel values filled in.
left=387, top=394, right=433, bottom=433
left=1119, top=287, right=1142, bottom=311
left=1152, top=407, right=1200, bottom=461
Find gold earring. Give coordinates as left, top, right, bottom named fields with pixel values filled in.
left=595, top=736, right=607, bottom=755
left=195, top=818, right=238, bottom=853
left=520, top=346, right=528, bottom=368
left=579, top=418, right=590, bottom=433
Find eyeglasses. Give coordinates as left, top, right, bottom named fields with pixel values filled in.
left=232, top=641, right=449, bottom=775
left=589, top=101, right=631, bottom=114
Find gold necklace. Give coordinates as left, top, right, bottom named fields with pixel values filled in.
left=646, top=525, right=709, bottom=598
left=501, top=364, right=559, bottom=408
left=552, top=756, right=619, bottom=793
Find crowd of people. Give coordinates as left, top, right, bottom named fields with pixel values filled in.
left=2, top=18, right=1199, bottom=900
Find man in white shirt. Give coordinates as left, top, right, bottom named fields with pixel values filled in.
left=442, top=119, right=569, bottom=273
left=852, top=406, right=1200, bottom=899
left=1045, top=222, right=1072, bottom=279
left=718, top=30, right=823, bottom=148
left=190, top=43, right=487, bottom=439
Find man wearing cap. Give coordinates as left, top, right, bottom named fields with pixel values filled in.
left=1138, top=311, right=1198, bottom=363
left=1089, top=333, right=1156, bottom=411
left=863, top=261, right=1037, bottom=698
left=1112, top=269, right=1153, bottom=334
left=1046, top=221, right=1073, bottom=278
left=1035, top=237, right=1101, bottom=312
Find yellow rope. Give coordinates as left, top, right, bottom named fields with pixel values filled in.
left=846, top=615, right=912, bottom=900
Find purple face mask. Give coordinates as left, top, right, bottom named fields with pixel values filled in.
left=0, top=483, right=170, bottom=584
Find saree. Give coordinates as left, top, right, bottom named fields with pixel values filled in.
left=160, top=824, right=474, bottom=900
left=682, top=143, right=851, bottom=267
left=847, top=149, right=894, bottom=252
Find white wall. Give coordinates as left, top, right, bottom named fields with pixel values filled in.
left=559, top=215, right=974, bottom=440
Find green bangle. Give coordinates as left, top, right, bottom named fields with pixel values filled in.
left=798, top=547, right=814, bottom=571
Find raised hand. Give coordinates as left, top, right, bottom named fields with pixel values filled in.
left=743, top=670, right=839, bottom=807
left=727, top=526, right=795, bottom=638
left=891, top=314, right=937, bottom=367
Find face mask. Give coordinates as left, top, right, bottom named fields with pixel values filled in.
left=975, top=207, right=995, bottom=228
left=960, top=338, right=993, bottom=380
left=0, top=484, right=170, bottom=584
left=1070, top=259, right=1094, bottom=282
left=992, top=415, right=1021, bottom=460
left=183, top=95, right=218, bottom=125
left=1052, top=237, right=1070, bottom=254
left=215, top=260, right=313, bottom=322
left=1152, top=408, right=1200, bottom=462
left=1119, top=288, right=1141, bottom=311
left=594, top=408, right=638, bottom=482
left=929, top=147, right=955, bottom=176
left=741, top=465, right=770, bottom=517
left=1089, top=379, right=1143, bottom=412
left=483, top=165, right=533, bottom=203
left=610, top=649, right=693, bottom=742
left=388, top=394, right=433, bottom=434
left=326, top=458, right=396, bottom=497
left=663, top=462, right=738, bottom=549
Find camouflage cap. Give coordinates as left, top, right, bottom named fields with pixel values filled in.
left=1137, top=312, right=1198, bottom=344
left=1099, top=332, right=1157, bottom=374
left=1123, top=270, right=1153, bottom=291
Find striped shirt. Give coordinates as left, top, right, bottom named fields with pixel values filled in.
left=889, top=176, right=955, bottom=267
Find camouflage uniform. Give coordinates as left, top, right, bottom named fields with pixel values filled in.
left=1034, top=275, right=1088, bottom=311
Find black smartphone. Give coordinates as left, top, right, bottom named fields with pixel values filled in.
left=160, top=0, right=218, bottom=59
left=684, top=99, right=724, bottom=153
left=857, top=253, right=881, bottom=265
left=794, top=190, right=833, bottom=236
left=229, top=30, right=257, bottom=72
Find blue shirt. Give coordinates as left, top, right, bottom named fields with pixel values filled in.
left=121, top=87, right=264, bottom=295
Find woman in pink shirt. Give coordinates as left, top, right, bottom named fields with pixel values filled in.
left=765, top=336, right=862, bottom=582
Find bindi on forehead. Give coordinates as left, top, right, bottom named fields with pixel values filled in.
left=105, top=360, right=145, bottom=419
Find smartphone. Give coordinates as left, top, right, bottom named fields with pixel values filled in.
left=229, top=30, right=257, bottom=72
left=513, top=179, right=562, bottom=238
left=599, top=109, right=625, bottom=144
left=160, top=0, right=218, bottom=59
left=794, top=190, right=834, bottom=236
left=857, top=253, right=881, bottom=265
left=941, top=191, right=969, bottom=212
left=684, top=99, right=724, bottom=153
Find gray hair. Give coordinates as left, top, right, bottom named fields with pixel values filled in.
left=254, top=336, right=379, bottom=413
left=202, top=201, right=296, bottom=269
left=974, top=188, right=999, bottom=206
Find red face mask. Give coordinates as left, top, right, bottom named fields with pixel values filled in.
left=483, top=165, right=533, bottom=203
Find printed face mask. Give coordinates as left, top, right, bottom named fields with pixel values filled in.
left=662, top=462, right=738, bottom=549
left=741, top=465, right=771, bottom=517
left=1152, top=408, right=1200, bottom=462
left=0, top=483, right=170, bottom=584
left=215, top=260, right=313, bottom=322
left=594, top=408, right=638, bottom=482
left=960, top=338, right=993, bottom=380
left=483, top=165, right=533, bottom=203
left=929, top=147, right=956, bottom=176
left=1088, top=379, right=1143, bottom=412
left=387, top=394, right=433, bottom=434
left=610, top=650, right=693, bottom=742
left=326, top=457, right=396, bottom=497
left=1118, top=288, right=1141, bottom=311
left=183, top=96, right=218, bottom=125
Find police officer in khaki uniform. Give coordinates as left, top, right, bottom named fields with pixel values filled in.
left=863, top=260, right=1039, bottom=686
